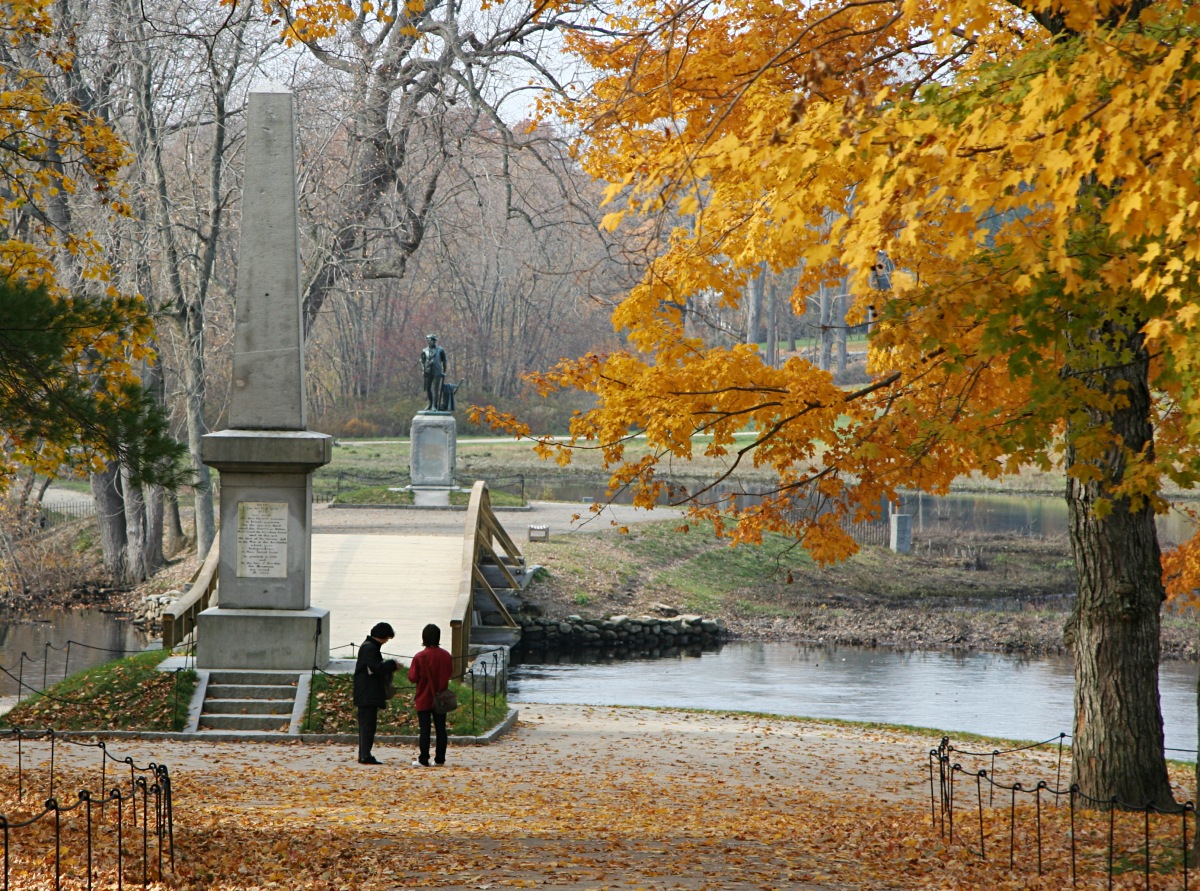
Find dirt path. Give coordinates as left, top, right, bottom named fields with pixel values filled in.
left=0, top=704, right=939, bottom=799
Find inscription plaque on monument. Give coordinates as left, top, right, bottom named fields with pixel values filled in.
left=236, top=501, right=289, bottom=578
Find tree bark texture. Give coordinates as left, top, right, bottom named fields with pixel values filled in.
left=90, top=464, right=127, bottom=581
left=1064, top=322, right=1174, bottom=809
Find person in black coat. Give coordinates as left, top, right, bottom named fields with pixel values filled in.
left=354, top=622, right=399, bottom=764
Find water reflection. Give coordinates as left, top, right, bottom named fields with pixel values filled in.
left=0, top=608, right=153, bottom=699
left=510, top=642, right=1200, bottom=758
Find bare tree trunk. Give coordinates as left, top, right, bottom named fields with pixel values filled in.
left=164, top=488, right=186, bottom=556
left=119, top=466, right=147, bottom=585
left=765, top=277, right=778, bottom=368
left=91, top=464, right=127, bottom=581
left=1064, top=319, right=1173, bottom=809
left=818, top=286, right=834, bottom=372
left=746, top=266, right=763, bottom=346
left=836, top=290, right=848, bottom=375
left=144, top=484, right=165, bottom=572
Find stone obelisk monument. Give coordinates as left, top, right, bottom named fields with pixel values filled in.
left=196, top=86, right=332, bottom=671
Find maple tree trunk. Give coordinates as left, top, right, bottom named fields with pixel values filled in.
left=1064, top=324, right=1173, bottom=809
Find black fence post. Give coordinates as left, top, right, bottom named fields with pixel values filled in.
left=1069, top=785, right=1078, bottom=886
left=115, top=788, right=124, bottom=891
left=976, top=771, right=986, bottom=860
left=139, top=777, right=148, bottom=888
left=1035, top=782, right=1045, bottom=875
left=84, top=791, right=94, bottom=891
left=1008, top=784, right=1019, bottom=871
left=1143, top=804, right=1152, bottom=891
left=50, top=797, right=61, bottom=890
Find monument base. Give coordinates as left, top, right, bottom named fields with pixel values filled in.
left=196, top=606, right=330, bottom=670
left=410, top=412, right=456, bottom=487
left=409, top=485, right=454, bottom=507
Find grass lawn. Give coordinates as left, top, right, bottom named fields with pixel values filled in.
left=1, top=649, right=198, bottom=732
left=300, top=672, right=507, bottom=737
left=0, top=650, right=507, bottom=737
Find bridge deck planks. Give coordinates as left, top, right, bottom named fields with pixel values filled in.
left=310, top=534, right=463, bottom=663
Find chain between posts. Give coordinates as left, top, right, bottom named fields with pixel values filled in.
left=930, top=736, right=1195, bottom=888
left=0, top=730, right=174, bottom=890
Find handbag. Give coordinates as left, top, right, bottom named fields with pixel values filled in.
left=432, top=687, right=458, bottom=714
left=383, top=677, right=398, bottom=700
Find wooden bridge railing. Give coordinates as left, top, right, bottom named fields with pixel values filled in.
left=161, top=541, right=220, bottom=648
left=451, top=481, right=523, bottom=674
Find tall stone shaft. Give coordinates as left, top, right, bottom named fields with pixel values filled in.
left=230, top=86, right=306, bottom=431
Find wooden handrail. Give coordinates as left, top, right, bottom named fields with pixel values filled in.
left=161, top=542, right=220, bottom=649
left=451, top=481, right=522, bottom=674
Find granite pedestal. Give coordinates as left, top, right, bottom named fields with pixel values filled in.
left=410, top=412, right=457, bottom=506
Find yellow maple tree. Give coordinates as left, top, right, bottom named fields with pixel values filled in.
left=0, top=0, right=180, bottom=487
left=472, top=0, right=1200, bottom=808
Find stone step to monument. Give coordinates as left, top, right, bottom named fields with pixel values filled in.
left=208, top=671, right=302, bottom=686
left=206, top=683, right=298, bottom=700
left=204, top=698, right=294, bottom=716
left=198, top=671, right=301, bottom=733
left=198, top=713, right=293, bottom=732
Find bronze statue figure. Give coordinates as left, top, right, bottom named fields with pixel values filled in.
left=420, top=334, right=448, bottom=411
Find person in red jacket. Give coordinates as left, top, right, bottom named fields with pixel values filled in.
left=408, top=623, right=454, bottom=766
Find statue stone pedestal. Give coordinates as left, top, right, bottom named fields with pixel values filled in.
left=410, top=412, right=456, bottom=506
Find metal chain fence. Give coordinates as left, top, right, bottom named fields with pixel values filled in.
left=0, top=730, right=174, bottom=890
left=931, top=735, right=1196, bottom=888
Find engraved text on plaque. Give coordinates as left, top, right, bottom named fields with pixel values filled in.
left=236, top=501, right=289, bottom=578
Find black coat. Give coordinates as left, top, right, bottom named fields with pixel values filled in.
left=353, top=637, right=397, bottom=707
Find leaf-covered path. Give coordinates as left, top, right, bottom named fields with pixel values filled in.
left=7, top=704, right=1190, bottom=889
left=166, top=704, right=941, bottom=889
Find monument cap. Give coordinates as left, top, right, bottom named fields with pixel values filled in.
left=370, top=622, right=395, bottom=639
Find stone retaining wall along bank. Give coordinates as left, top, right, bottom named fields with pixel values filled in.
left=516, top=613, right=726, bottom=652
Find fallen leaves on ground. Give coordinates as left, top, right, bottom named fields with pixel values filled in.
left=1, top=705, right=1195, bottom=889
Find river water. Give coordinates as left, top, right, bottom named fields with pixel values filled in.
left=510, top=642, right=1200, bottom=758
left=0, top=608, right=152, bottom=701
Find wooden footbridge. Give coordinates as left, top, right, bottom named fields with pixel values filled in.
left=162, top=481, right=527, bottom=671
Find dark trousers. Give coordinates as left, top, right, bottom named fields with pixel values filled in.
left=417, top=709, right=447, bottom=765
left=357, top=705, right=379, bottom=761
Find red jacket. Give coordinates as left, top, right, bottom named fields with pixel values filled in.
left=408, top=645, right=453, bottom=711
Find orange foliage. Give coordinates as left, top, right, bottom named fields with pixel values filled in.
left=466, top=0, right=1200, bottom=596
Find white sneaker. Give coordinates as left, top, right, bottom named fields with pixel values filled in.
left=411, top=760, right=427, bottom=767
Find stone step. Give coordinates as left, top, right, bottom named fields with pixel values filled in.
left=204, top=698, right=293, bottom=716
left=207, top=671, right=301, bottom=686
left=198, top=714, right=292, bottom=732
left=206, top=684, right=297, bottom=700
